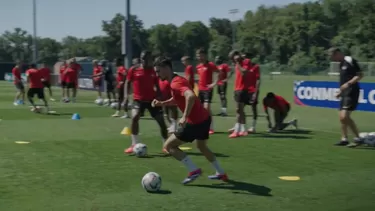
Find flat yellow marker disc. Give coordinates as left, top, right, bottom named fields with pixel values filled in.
left=15, top=141, right=30, bottom=144
left=179, top=147, right=192, bottom=151
left=279, top=176, right=300, bottom=181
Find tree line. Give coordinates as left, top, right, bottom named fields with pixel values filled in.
left=0, top=0, right=374, bottom=74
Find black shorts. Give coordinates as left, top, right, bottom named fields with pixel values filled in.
left=66, top=82, right=76, bottom=89
left=198, top=90, right=213, bottom=104
left=117, top=85, right=124, bottom=100
left=15, top=82, right=25, bottom=91
left=175, top=116, right=211, bottom=142
left=106, top=81, right=115, bottom=92
left=42, top=81, right=51, bottom=88
left=27, top=88, right=44, bottom=99
left=246, top=91, right=259, bottom=105
left=340, top=90, right=359, bottom=111
left=61, top=81, right=67, bottom=87
left=93, top=80, right=102, bottom=87
left=132, top=100, right=163, bottom=118
left=274, top=104, right=290, bottom=126
left=234, top=90, right=248, bottom=103
left=217, top=83, right=227, bottom=95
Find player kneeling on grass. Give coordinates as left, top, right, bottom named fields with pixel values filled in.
left=26, top=64, right=49, bottom=113
left=263, top=92, right=297, bottom=132
left=152, top=56, right=228, bottom=184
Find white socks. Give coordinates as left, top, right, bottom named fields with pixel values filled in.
left=234, top=123, right=240, bottom=132
left=211, top=160, right=225, bottom=174
left=221, top=108, right=227, bottom=113
left=240, top=124, right=246, bottom=132
left=131, top=134, right=139, bottom=145
left=181, top=156, right=198, bottom=172
left=252, top=119, right=257, bottom=128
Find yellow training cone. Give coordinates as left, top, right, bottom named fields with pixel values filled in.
left=121, top=127, right=131, bottom=135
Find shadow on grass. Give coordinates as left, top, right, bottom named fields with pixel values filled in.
left=148, top=190, right=172, bottom=195
left=186, top=152, right=230, bottom=158
left=354, top=146, right=375, bottom=150
left=277, top=129, right=313, bottom=135
left=189, top=180, right=272, bottom=196
left=257, top=132, right=311, bottom=140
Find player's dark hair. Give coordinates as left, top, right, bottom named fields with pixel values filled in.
left=196, top=48, right=206, bottom=55
left=215, top=56, right=223, bottom=63
left=228, top=50, right=240, bottom=59
left=140, top=50, right=152, bottom=59
left=266, top=92, right=275, bottom=99
left=154, top=56, right=172, bottom=69
left=115, top=58, right=123, bottom=66
left=30, top=63, right=37, bottom=68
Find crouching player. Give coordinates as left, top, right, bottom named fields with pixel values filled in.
left=263, top=92, right=297, bottom=132
left=158, top=77, right=178, bottom=133
left=152, top=56, right=228, bottom=184
left=26, top=64, right=49, bottom=113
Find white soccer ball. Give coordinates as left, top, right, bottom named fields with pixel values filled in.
left=365, top=132, right=375, bottom=147
left=95, top=99, right=103, bottom=105
left=110, top=102, right=118, bottom=109
left=141, top=172, right=162, bottom=192
left=133, top=143, right=147, bottom=157
left=103, top=99, right=110, bottom=105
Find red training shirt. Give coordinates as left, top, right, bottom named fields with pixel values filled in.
left=196, top=62, right=217, bottom=91
left=217, top=63, right=230, bottom=85
left=12, top=67, right=21, bottom=84
left=127, top=66, right=158, bottom=101
left=184, top=65, right=195, bottom=88
left=158, top=78, right=172, bottom=100
left=93, top=65, right=102, bottom=81
left=170, top=75, right=209, bottom=124
left=116, top=66, right=127, bottom=88
left=60, top=65, right=67, bottom=82
left=247, top=64, right=260, bottom=93
left=263, top=95, right=290, bottom=111
left=64, top=67, right=77, bottom=83
left=234, top=59, right=252, bottom=91
left=39, top=67, right=51, bottom=82
left=26, top=68, right=43, bottom=88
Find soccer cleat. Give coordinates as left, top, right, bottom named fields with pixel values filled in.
left=209, top=130, right=215, bottom=135
left=239, top=131, right=248, bottom=136
left=120, top=114, right=129, bottom=119
left=247, top=127, right=256, bottom=133
left=50, top=98, right=56, bottom=102
left=292, top=119, right=298, bottom=129
left=112, top=111, right=120, bottom=117
left=228, top=127, right=235, bottom=133
left=334, top=140, right=349, bottom=146
left=13, top=101, right=19, bottom=106
left=348, top=139, right=365, bottom=148
left=229, top=132, right=240, bottom=138
left=208, top=173, right=229, bottom=182
left=182, top=168, right=202, bottom=185
left=124, top=145, right=135, bottom=154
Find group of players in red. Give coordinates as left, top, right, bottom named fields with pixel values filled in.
left=106, top=48, right=298, bottom=184
left=59, top=58, right=83, bottom=103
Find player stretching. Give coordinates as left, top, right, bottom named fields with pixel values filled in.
left=124, top=51, right=168, bottom=154
left=26, top=64, right=49, bottom=113
left=215, top=56, right=232, bottom=116
left=59, top=61, right=68, bottom=101
left=263, top=92, right=297, bottom=132
left=229, top=50, right=251, bottom=138
left=158, top=77, right=178, bottom=133
left=181, top=56, right=195, bottom=89
left=39, top=63, right=55, bottom=101
left=246, top=63, right=261, bottom=133
left=92, top=60, right=103, bottom=100
left=12, top=61, right=25, bottom=105
left=112, top=58, right=129, bottom=118
left=152, top=56, right=228, bottom=184
left=196, top=48, right=217, bottom=134
left=328, top=47, right=364, bottom=147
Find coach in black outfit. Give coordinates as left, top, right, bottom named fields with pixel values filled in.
left=328, top=47, right=364, bottom=148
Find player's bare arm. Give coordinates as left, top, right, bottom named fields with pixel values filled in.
left=123, top=80, right=130, bottom=103
left=182, top=90, right=195, bottom=119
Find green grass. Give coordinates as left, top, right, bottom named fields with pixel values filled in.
left=0, top=75, right=375, bottom=211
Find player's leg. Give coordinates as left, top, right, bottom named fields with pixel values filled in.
left=27, top=88, right=38, bottom=111
left=72, top=82, right=77, bottom=102
left=20, top=83, right=25, bottom=103
left=248, top=91, right=259, bottom=133
left=61, top=81, right=66, bottom=101
left=203, top=91, right=214, bottom=134
left=37, top=88, right=49, bottom=112
left=112, top=85, right=124, bottom=117
left=230, top=91, right=247, bottom=137
left=164, top=106, right=172, bottom=124
left=218, top=83, right=228, bottom=116
left=166, top=126, right=201, bottom=184
left=124, top=101, right=143, bottom=154
left=14, top=83, right=24, bottom=105
left=343, top=93, right=363, bottom=147
left=45, top=82, right=54, bottom=101
left=65, top=83, right=72, bottom=102
left=168, top=106, right=178, bottom=133
left=148, top=104, right=169, bottom=151
left=96, top=80, right=103, bottom=99
left=106, top=83, right=112, bottom=104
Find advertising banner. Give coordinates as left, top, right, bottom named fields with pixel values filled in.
left=4, top=73, right=27, bottom=82
left=294, top=81, right=375, bottom=112
left=78, top=75, right=105, bottom=92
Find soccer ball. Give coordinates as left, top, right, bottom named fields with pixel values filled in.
left=365, top=132, right=375, bottom=147
left=110, top=102, right=118, bottom=109
left=103, top=99, right=110, bottom=105
left=141, top=172, right=162, bottom=192
left=95, top=99, right=103, bottom=105
left=133, top=143, right=147, bottom=157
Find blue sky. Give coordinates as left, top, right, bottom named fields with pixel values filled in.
left=0, top=0, right=311, bottom=41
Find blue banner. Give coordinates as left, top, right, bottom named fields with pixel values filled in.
left=294, top=81, right=375, bottom=112
left=78, top=75, right=105, bottom=92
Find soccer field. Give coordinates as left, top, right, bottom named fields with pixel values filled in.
left=0, top=76, right=374, bottom=211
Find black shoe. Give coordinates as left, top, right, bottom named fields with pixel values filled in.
left=334, top=140, right=349, bottom=146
